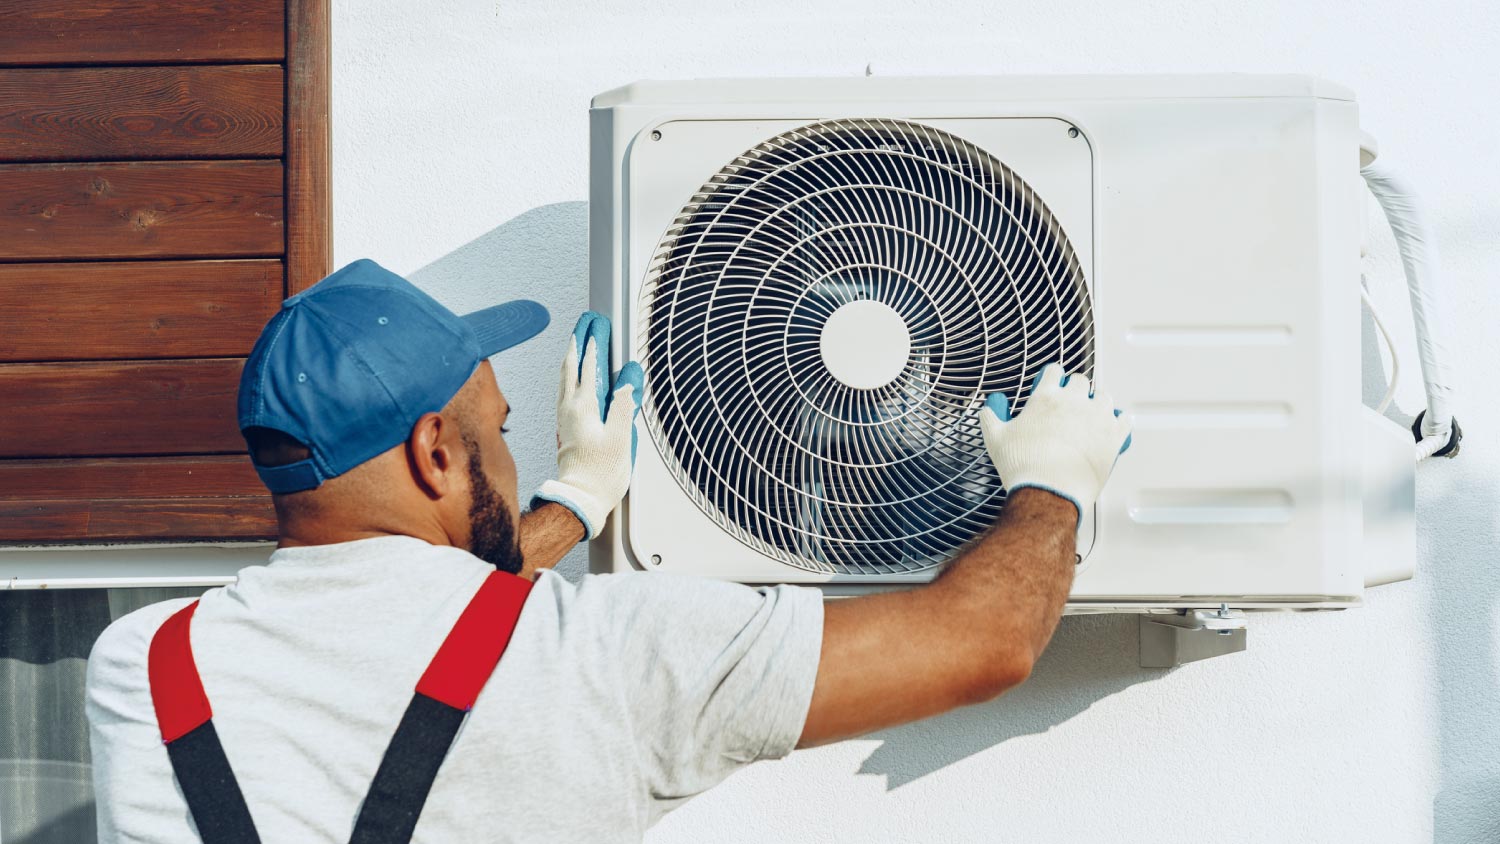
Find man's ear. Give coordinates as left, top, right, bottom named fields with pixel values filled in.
left=407, top=411, right=461, bottom=499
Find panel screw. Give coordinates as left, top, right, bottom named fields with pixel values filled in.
left=651, top=130, right=662, bottom=141
left=650, top=554, right=662, bottom=565
left=1074, top=554, right=1083, bottom=566
left=1067, top=127, right=1080, bottom=139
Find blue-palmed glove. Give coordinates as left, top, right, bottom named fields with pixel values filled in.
left=980, top=363, right=1132, bottom=526
left=531, top=312, right=645, bottom=540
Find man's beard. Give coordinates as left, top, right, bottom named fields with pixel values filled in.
left=465, top=444, right=523, bottom=574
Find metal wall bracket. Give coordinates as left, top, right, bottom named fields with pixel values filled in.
left=1139, top=605, right=1248, bottom=668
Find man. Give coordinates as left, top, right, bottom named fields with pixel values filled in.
left=87, top=260, right=1130, bottom=843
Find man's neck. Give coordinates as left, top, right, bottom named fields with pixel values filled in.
left=275, top=519, right=456, bottom=551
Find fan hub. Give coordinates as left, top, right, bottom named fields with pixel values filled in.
left=819, top=300, right=911, bottom=390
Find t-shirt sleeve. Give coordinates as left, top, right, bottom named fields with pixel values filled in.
left=565, top=571, right=824, bottom=810
left=86, top=598, right=200, bottom=844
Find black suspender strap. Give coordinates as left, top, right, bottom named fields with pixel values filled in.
left=348, top=694, right=468, bottom=844
left=350, top=572, right=531, bottom=843
left=165, top=721, right=263, bottom=844
left=149, top=602, right=262, bottom=844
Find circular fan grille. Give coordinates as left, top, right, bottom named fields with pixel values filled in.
left=641, top=118, right=1093, bottom=575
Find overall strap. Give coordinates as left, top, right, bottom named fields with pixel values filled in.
left=148, top=601, right=262, bottom=844
left=349, top=570, right=533, bottom=844
left=147, top=572, right=532, bottom=844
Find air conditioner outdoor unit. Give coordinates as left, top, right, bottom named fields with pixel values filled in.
left=588, top=74, right=1420, bottom=613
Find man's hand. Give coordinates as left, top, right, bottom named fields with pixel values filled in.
left=531, top=312, right=644, bottom=541
left=798, top=366, right=1131, bottom=748
left=981, top=363, right=1132, bottom=524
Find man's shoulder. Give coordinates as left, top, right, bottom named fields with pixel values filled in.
left=87, top=597, right=199, bottom=695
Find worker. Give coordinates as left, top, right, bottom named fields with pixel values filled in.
left=87, top=259, right=1131, bottom=843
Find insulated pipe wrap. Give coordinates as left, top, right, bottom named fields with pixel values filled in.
left=1361, top=161, right=1456, bottom=444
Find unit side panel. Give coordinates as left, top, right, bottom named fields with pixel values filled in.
left=1081, top=97, right=1362, bottom=601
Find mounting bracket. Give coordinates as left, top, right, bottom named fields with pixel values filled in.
left=1139, top=605, right=1248, bottom=668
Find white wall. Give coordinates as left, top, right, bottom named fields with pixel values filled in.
left=330, top=1, right=1499, bottom=840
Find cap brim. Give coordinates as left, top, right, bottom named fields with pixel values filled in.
left=462, top=299, right=551, bottom=358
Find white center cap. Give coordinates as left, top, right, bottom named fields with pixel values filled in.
left=819, top=300, right=911, bottom=390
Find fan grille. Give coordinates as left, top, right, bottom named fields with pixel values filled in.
left=640, top=118, right=1092, bottom=576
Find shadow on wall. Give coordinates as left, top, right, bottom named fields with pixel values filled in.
left=1410, top=385, right=1500, bottom=832
left=1362, top=295, right=1499, bottom=838
left=408, top=201, right=594, bottom=579
left=857, top=613, right=1161, bottom=789
left=405, top=201, right=590, bottom=321
left=1431, top=472, right=1500, bottom=842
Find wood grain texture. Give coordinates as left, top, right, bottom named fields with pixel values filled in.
left=0, top=66, right=283, bottom=162
left=0, top=498, right=275, bottom=542
left=0, top=260, right=282, bottom=362
left=0, top=456, right=263, bottom=500
left=0, top=359, right=246, bottom=457
left=0, top=160, right=283, bottom=260
left=0, top=0, right=284, bottom=66
left=0, top=458, right=273, bottom=541
left=285, top=0, right=333, bottom=293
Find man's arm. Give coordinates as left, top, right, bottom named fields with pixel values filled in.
left=517, top=502, right=585, bottom=580
left=525, top=312, right=643, bottom=578
left=799, top=364, right=1131, bottom=747
left=800, top=488, right=1074, bottom=746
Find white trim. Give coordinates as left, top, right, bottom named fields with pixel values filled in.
left=0, top=542, right=271, bottom=590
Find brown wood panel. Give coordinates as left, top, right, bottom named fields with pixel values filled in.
left=286, top=0, right=333, bottom=293
left=0, top=260, right=282, bottom=362
left=0, top=160, right=283, bottom=260
left=0, top=456, right=263, bottom=500
left=0, top=359, right=245, bottom=457
left=0, top=499, right=275, bottom=542
left=0, top=66, right=283, bottom=162
left=0, top=0, right=284, bottom=66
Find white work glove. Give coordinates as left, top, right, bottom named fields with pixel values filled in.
left=531, top=312, right=644, bottom=540
left=980, top=363, right=1132, bottom=526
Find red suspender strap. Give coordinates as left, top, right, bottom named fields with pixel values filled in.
left=415, top=570, right=533, bottom=710
left=145, top=571, right=533, bottom=844
left=147, top=600, right=262, bottom=844
left=350, top=571, right=533, bottom=844
left=148, top=601, right=211, bottom=743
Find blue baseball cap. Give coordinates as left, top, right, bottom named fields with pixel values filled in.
left=237, top=259, right=550, bottom=494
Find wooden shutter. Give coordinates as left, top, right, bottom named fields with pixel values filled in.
left=0, top=0, right=330, bottom=543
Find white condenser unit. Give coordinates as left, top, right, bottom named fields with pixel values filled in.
left=588, top=75, right=1423, bottom=613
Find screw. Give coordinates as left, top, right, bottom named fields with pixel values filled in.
left=651, top=130, right=662, bottom=141
left=650, top=554, right=662, bottom=565
left=1074, top=554, right=1083, bottom=566
left=1067, top=127, right=1080, bottom=138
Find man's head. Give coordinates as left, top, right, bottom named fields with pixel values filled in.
left=238, top=261, right=548, bottom=572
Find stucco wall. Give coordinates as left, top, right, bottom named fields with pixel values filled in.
left=339, top=1, right=1487, bottom=841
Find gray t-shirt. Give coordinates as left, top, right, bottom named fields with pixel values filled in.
left=86, top=535, right=824, bottom=843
